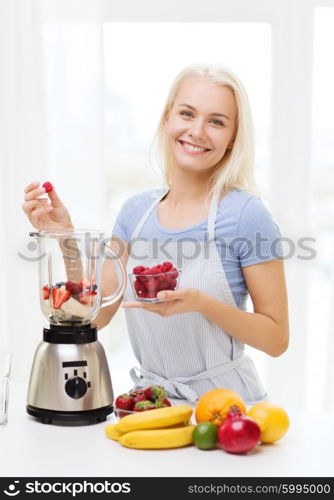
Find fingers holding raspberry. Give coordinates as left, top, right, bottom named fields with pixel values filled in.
left=23, top=184, right=47, bottom=203
left=43, top=182, right=66, bottom=209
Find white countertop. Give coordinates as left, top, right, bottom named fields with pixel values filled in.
left=1, top=381, right=334, bottom=477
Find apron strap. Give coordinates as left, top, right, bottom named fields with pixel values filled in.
left=131, top=187, right=170, bottom=239
left=129, top=353, right=246, bottom=403
left=130, top=367, right=198, bottom=402
left=207, top=192, right=220, bottom=241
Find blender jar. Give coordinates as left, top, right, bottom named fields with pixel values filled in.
left=30, top=229, right=126, bottom=325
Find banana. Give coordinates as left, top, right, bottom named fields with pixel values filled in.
left=105, top=424, right=124, bottom=441
left=119, top=425, right=196, bottom=449
left=105, top=420, right=191, bottom=442
left=114, top=405, right=193, bottom=433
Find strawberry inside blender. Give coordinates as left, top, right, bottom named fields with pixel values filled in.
left=41, top=277, right=98, bottom=322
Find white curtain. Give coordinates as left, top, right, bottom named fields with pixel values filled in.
left=0, top=0, right=107, bottom=381
left=0, top=0, right=47, bottom=376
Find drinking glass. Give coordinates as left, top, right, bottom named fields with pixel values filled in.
left=0, top=351, right=11, bottom=424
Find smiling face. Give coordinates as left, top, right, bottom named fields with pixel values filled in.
left=164, top=76, right=237, bottom=176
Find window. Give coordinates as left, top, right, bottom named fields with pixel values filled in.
left=104, top=22, right=272, bottom=223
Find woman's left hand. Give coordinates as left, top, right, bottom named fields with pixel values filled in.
left=122, top=288, right=203, bottom=317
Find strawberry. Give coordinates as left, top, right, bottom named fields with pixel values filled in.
left=42, top=181, right=53, bottom=193
left=52, top=288, right=70, bottom=309
left=154, top=397, right=172, bottom=408
left=42, top=286, right=50, bottom=300
left=79, top=290, right=97, bottom=304
left=133, top=265, right=146, bottom=275
left=143, top=385, right=166, bottom=401
left=129, top=390, right=146, bottom=405
left=115, top=393, right=134, bottom=411
left=133, top=400, right=156, bottom=412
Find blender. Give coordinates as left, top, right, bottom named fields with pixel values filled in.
left=26, top=229, right=126, bottom=425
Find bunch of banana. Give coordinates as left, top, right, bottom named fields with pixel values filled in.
left=105, top=405, right=195, bottom=450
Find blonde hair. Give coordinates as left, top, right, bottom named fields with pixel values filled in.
left=150, top=63, right=259, bottom=199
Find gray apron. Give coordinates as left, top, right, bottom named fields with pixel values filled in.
left=123, top=188, right=267, bottom=405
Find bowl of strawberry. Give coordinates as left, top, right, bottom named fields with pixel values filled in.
left=129, top=262, right=181, bottom=302
left=114, top=385, right=173, bottom=418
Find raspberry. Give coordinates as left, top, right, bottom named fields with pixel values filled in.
left=149, top=266, right=162, bottom=275
left=134, top=279, right=145, bottom=293
left=167, top=279, right=177, bottom=290
left=157, top=278, right=169, bottom=291
left=42, top=181, right=53, bottom=193
left=139, top=268, right=154, bottom=284
left=65, top=280, right=83, bottom=295
left=169, top=267, right=179, bottom=279
left=133, top=266, right=146, bottom=275
left=146, top=277, right=159, bottom=292
left=133, top=262, right=178, bottom=298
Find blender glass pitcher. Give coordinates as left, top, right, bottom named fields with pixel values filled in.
left=30, top=229, right=126, bottom=325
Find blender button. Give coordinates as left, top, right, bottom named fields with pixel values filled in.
left=87, top=381, right=91, bottom=388
left=64, top=373, right=68, bottom=380
left=74, top=369, right=78, bottom=376
left=83, top=372, right=87, bottom=378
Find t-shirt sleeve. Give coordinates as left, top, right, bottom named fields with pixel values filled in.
left=236, top=196, right=283, bottom=267
left=112, top=198, right=134, bottom=243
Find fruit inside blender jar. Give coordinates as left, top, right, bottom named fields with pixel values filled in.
left=41, top=278, right=98, bottom=322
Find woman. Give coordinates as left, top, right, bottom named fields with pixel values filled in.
left=23, top=64, right=289, bottom=405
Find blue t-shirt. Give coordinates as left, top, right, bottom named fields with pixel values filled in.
left=112, top=188, right=282, bottom=310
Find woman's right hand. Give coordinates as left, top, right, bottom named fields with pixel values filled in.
left=22, top=181, right=73, bottom=231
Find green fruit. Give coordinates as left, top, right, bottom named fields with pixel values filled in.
left=192, top=422, right=218, bottom=450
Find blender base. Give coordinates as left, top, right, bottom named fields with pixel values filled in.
left=26, top=404, right=114, bottom=426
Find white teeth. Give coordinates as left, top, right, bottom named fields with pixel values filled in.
left=181, top=142, right=208, bottom=152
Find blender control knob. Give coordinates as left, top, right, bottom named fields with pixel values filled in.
left=65, top=377, right=87, bottom=399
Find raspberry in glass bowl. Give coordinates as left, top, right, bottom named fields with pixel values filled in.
left=129, top=262, right=181, bottom=302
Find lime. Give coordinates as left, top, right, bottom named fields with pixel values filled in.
left=192, top=421, right=218, bottom=450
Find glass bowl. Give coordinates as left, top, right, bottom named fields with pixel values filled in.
left=114, top=402, right=174, bottom=419
left=128, top=268, right=182, bottom=303
left=114, top=407, right=137, bottom=419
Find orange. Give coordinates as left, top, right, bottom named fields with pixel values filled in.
left=195, top=388, right=246, bottom=426
left=247, top=402, right=289, bottom=443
